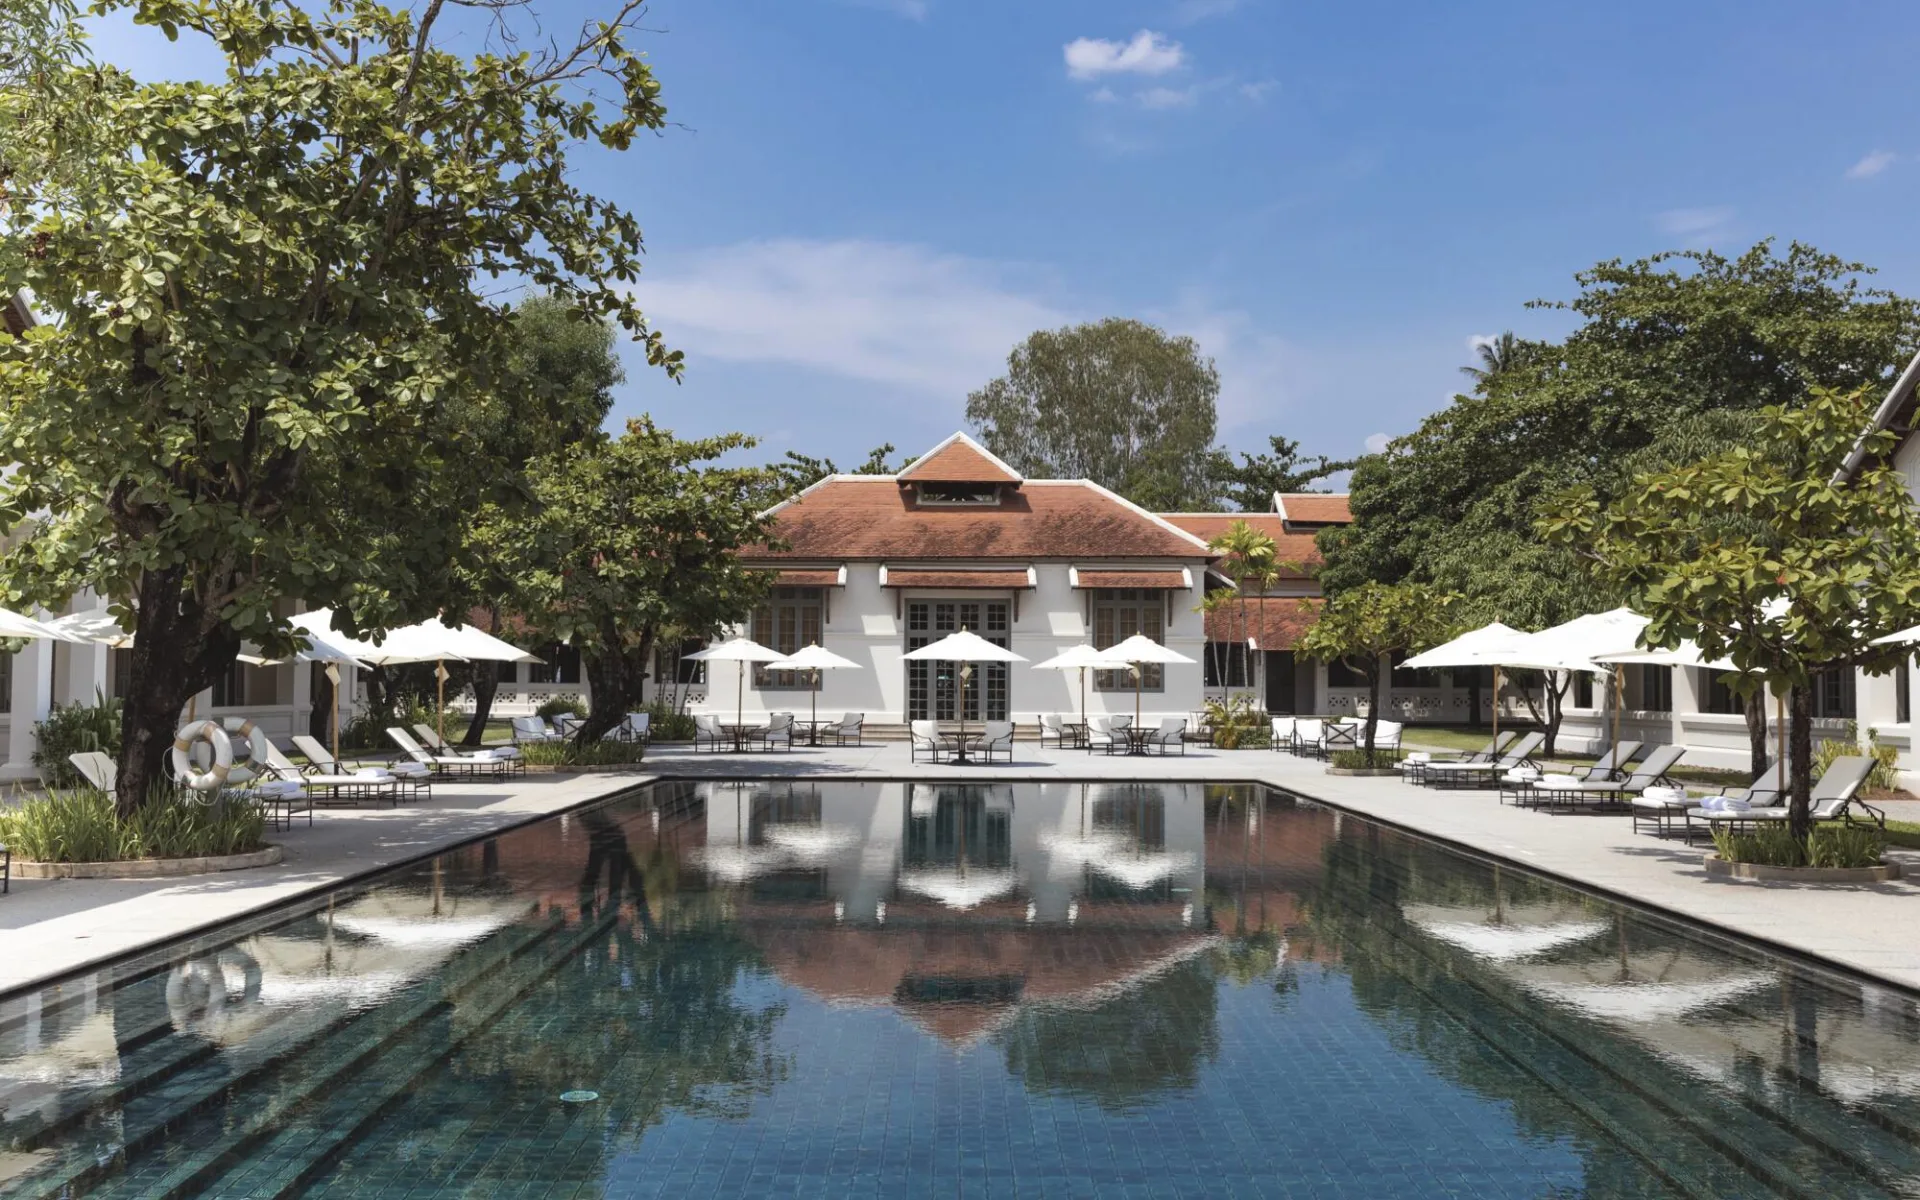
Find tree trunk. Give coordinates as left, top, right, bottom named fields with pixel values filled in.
left=1788, top=682, right=1814, bottom=842
left=1743, top=687, right=1770, bottom=777
left=307, top=663, right=331, bottom=743
left=1362, top=659, right=1381, bottom=758
left=579, top=623, right=655, bottom=745
left=114, top=566, right=241, bottom=818
left=463, top=661, right=500, bottom=747
left=1542, top=672, right=1567, bottom=757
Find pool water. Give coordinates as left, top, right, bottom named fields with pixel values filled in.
left=5, top=780, right=1920, bottom=1197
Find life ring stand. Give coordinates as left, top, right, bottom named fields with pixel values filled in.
left=170, top=719, right=234, bottom=792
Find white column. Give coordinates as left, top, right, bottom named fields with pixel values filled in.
left=3, top=640, right=54, bottom=780
left=61, top=640, right=108, bottom=707
left=291, top=660, right=312, bottom=739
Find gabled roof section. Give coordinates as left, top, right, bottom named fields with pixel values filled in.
left=1272, top=493, right=1352, bottom=525
left=1838, top=348, right=1920, bottom=483
left=895, top=431, right=1024, bottom=485
left=745, top=477, right=1213, bottom=561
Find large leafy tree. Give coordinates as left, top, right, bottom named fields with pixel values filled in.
left=764, top=442, right=904, bottom=503
left=1297, top=582, right=1456, bottom=761
left=1322, top=242, right=1919, bottom=711
left=1214, top=435, right=1353, bottom=512
left=966, top=318, right=1221, bottom=510
left=0, top=0, right=673, bottom=812
left=454, top=294, right=625, bottom=745
left=494, top=419, right=779, bottom=745
left=1541, top=387, right=1920, bottom=838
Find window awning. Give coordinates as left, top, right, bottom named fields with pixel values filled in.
left=879, top=565, right=1037, bottom=590
left=765, top=566, right=848, bottom=587
left=1069, top=567, right=1192, bottom=590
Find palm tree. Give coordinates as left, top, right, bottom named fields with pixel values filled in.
left=1209, top=521, right=1279, bottom=708
left=1459, top=332, right=1533, bottom=384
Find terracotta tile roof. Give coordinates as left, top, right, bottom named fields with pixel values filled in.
left=1204, top=596, right=1323, bottom=650
left=1158, top=514, right=1323, bottom=580
left=1071, top=569, right=1188, bottom=590
left=895, top=432, right=1023, bottom=484
left=752, top=479, right=1211, bottom=561
left=1275, top=493, right=1351, bottom=525
left=882, top=568, right=1034, bottom=590
left=765, top=568, right=844, bottom=587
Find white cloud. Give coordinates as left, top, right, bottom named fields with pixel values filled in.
left=1654, top=206, right=1735, bottom=238
left=1466, top=333, right=1497, bottom=352
left=1089, top=86, right=1119, bottom=104
left=636, top=239, right=1070, bottom=397
left=839, top=0, right=930, bottom=17
left=1364, top=432, right=1391, bottom=455
left=1064, top=31, right=1185, bottom=81
left=1238, top=79, right=1277, bottom=102
left=1846, top=150, right=1897, bottom=180
left=1138, top=85, right=1200, bottom=110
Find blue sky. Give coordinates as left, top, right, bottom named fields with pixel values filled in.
left=92, top=0, right=1920, bottom=471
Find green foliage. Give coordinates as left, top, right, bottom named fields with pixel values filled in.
left=1299, top=583, right=1455, bottom=756
left=1330, top=748, right=1404, bottom=769
left=1202, top=696, right=1266, bottom=749
left=0, top=0, right=674, bottom=810
left=31, top=692, right=121, bottom=788
left=1321, top=242, right=1919, bottom=633
left=340, top=697, right=443, bottom=751
left=1214, top=436, right=1353, bottom=513
left=488, top=419, right=780, bottom=742
left=765, top=443, right=906, bottom=502
left=1813, top=721, right=1903, bottom=793
left=644, top=699, right=698, bottom=741
left=967, top=318, right=1222, bottom=509
left=1711, top=823, right=1886, bottom=869
left=1542, top=387, right=1920, bottom=825
left=518, top=740, right=649, bottom=767
left=0, top=788, right=266, bottom=862
left=536, top=695, right=590, bottom=722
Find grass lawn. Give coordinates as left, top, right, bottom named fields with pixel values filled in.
left=1884, top=819, right=1920, bottom=850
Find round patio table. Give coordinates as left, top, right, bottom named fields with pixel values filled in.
left=1118, top=727, right=1156, bottom=757
left=719, top=723, right=763, bottom=753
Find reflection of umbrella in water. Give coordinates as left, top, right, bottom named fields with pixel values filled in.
left=329, top=915, right=518, bottom=949
left=762, top=822, right=862, bottom=863
left=897, top=867, right=1018, bottom=910
left=1403, top=903, right=1611, bottom=962
left=1505, top=949, right=1777, bottom=1023
left=1092, top=850, right=1195, bottom=891
left=692, top=843, right=791, bottom=883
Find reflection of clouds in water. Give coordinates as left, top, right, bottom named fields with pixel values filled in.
left=761, top=823, right=862, bottom=863
left=896, top=868, right=1019, bottom=910
left=691, top=843, right=792, bottom=882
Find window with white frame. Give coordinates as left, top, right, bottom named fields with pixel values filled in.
left=1092, top=589, right=1164, bottom=692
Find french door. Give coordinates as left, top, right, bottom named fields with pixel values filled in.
left=905, top=600, right=1010, bottom=721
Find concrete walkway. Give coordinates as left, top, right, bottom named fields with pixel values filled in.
left=0, top=771, right=647, bottom=995
left=5, top=740, right=1918, bottom=997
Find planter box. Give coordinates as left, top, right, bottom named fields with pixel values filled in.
left=12, top=844, right=284, bottom=880
left=1327, top=767, right=1403, bottom=777
left=1703, top=854, right=1903, bottom=884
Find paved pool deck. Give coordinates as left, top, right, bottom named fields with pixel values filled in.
left=5, top=741, right=1918, bottom=997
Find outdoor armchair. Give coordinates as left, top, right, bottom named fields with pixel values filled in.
left=829, top=713, right=865, bottom=746
left=910, top=720, right=942, bottom=763
left=1039, top=713, right=1070, bottom=749
left=1320, top=720, right=1361, bottom=757
left=1150, top=717, right=1188, bottom=756
left=1369, top=720, right=1403, bottom=752
left=760, top=713, right=795, bottom=752
left=511, top=716, right=564, bottom=744
left=978, top=721, right=1015, bottom=763
left=1269, top=716, right=1295, bottom=753
left=692, top=714, right=725, bottom=752
left=620, top=712, right=651, bottom=743
left=1086, top=716, right=1125, bottom=754
left=1292, top=718, right=1323, bottom=757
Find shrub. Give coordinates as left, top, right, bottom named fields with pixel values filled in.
left=341, top=698, right=449, bottom=750
left=537, top=695, right=589, bottom=721
left=31, top=692, right=121, bottom=788
left=1204, top=696, right=1266, bottom=750
left=519, top=740, right=648, bottom=768
left=0, top=787, right=267, bottom=862
left=644, top=699, right=697, bottom=741
left=1710, top=823, right=1886, bottom=870
left=1330, top=747, right=1403, bottom=770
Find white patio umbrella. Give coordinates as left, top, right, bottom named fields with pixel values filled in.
left=763, top=643, right=862, bottom=737
left=1030, top=644, right=1132, bottom=734
left=1103, top=633, right=1196, bottom=728
left=684, top=635, right=788, bottom=730
left=1404, top=619, right=1609, bottom=756
left=902, top=628, right=1027, bottom=764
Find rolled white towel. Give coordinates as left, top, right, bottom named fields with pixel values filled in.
left=1404, top=751, right=1431, bottom=763
left=1640, top=786, right=1686, bottom=806
left=1504, top=767, right=1541, bottom=783
left=387, top=762, right=430, bottom=778
left=353, top=767, right=395, bottom=779
left=1720, top=796, right=1751, bottom=812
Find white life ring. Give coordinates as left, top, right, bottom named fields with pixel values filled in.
left=171, top=719, right=234, bottom=791
left=222, top=716, right=273, bottom=779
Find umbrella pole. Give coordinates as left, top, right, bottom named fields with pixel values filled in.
left=1775, top=685, right=1785, bottom=775
left=1491, top=666, right=1500, bottom=751
left=331, top=671, right=340, bottom=765
left=437, top=658, right=446, bottom=750
left=1612, top=668, right=1623, bottom=756
left=737, top=659, right=745, bottom=731
left=811, top=668, right=819, bottom=742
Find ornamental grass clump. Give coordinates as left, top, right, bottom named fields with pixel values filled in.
left=1330, top=748, right=1405, bottom=770
left=518, top=741, right=649, bottom=768
left=0, top=787, right=267, bottom=863
left=1710, top=824, right=1886, bottom=870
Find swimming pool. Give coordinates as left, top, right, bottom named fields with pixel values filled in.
left=3, top=780, right=1919, bottom=1197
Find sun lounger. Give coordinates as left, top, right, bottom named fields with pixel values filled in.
left=1507, top=740, right=1642, bottom=807
left=1530, top=744, right=1685, bottom=812
left=413, top=723, right=522, bottom=761
left=1633, top=759, right=1778, bottom=837
left=1403, top=730, right=1516, bottom=784
left=292, top=735, right=433, bottom=800
left=1421, top=732, right=1545, bottom=789
left=1686, top=756, right=1881, bottom=834
left=67, top=750, right=118, bottom=792
left=262, top=740, right=404, bottom=807
left=387, top=728, right=517, bottom=779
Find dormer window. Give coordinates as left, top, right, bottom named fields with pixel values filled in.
left=914, top=482, right=1001, bottom=506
